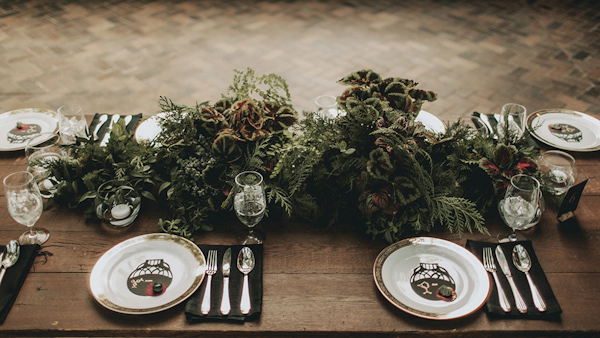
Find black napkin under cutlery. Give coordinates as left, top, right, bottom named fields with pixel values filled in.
left=88, top=113, right=142, bottom=143
left=0, top=244, right=41, bottom=325
left=185, top=244, right=263, bottom=323
left=466, top=240, right=561, bottom=319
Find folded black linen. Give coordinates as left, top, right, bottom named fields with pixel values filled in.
left=185, top=244, right=263, bottom=323
left=89, top=113, right=143, bottom=142
left=0, top=244, right=41, bottom=325
left=466, top=240, right=561, bottom=319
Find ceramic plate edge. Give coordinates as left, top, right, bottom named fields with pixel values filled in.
left=373, top=237, right=490, bottom=320
left=0, top=108, right=58, bottom=151
left=89, top=233, right=205, bottom=314
left=527, top=109, right=600, bottom=152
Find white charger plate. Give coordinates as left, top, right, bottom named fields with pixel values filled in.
left=373, top=237, right=490, bottom=320
left=89, top=233, right=205, bottom=314
left=527, top=109, right=600, bottom=152
left=0, top=108, right=58, bottom=151
left=134, top=113, right=165, bottom=143
left=416, top=110, right=445, bottom=133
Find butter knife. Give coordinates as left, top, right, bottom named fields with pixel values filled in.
left=100, top=114, right=120, bottom=146
left=495, top=245, right=528, bottom=313
left=220, top=248, right=231, bottom=315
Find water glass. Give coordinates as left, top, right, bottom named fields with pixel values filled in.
left=539, top=150, right=577, bottom=195
left=58, top=104, right=88, bottom=144
left=25, top=132, right=64, bottom=198
left=95, top=180, right=141, bottom=228
left=498, top=103, right=526, bottom=139
left=315, top=95, right=343, bottom=118
left=498, top=174, right=541, bottom=241
left=234, top=171, right=266, bottom=244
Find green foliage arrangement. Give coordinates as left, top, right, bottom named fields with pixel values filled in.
left=43, top=68, right=543, bottom=244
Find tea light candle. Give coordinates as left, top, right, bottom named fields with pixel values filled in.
left=111, top=204, right=131, bottom=219
left=42, top=179, right=54, bottom=190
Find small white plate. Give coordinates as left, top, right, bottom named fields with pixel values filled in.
left=373, top=237, right=490, bottom=320
left=89, top=233, right=205, bottom=314
left=416, top=110, right=445, bottom=133
left=134, top=113, right=165, bottom=143
left=527, top=109, right=600, bottom=152
left=0, top=108, right=58, bottom=151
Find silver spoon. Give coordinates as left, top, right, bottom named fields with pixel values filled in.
left=0, top=240, right=21, bottom=287
left=512, top=244, right=546, bottom=312
left=237, top=247, right=255, bottom=315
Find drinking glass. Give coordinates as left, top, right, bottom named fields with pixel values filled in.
left=498, top=174, right=540, bottom=242
left=539, top=150, right=577, bottom=195
left=25, top=132, right=64, bottom=198
left=58, top=104, right=88, bottom=144
left=3, top=171, right=49, bottom=245
left=315, top=95, right=344, bottom=118
left=234, top=171, right=266, bottom=245
left=497, top=103, right=526, bottom=139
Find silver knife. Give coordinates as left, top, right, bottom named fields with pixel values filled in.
left=495, top=245, right=528, bottom=313
left=220, top=248, right=231, bottom=315
left=100, top=114, right=120, bottom=146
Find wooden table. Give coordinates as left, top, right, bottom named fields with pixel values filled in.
left=0, top=149, right=599, bottom=338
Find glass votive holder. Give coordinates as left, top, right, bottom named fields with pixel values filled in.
left=25, top=132, right=64, bottom=198
left=95, top=180, right=141, bottom=228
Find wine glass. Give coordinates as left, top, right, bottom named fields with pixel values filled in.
left=25, top=132, right=64, bottom=198
left=234, top=171, right=266, bottom=245
left=315, top=95, right=344, bottom=118
left=58, top=104, right=88, bottom=144
left=3, top=171, right=49, bottom=245
left=498, top=174, right=540, bottom=242
left=497, top=103, right=526, bottom=140
left=539, top=150, right=577, bottom=195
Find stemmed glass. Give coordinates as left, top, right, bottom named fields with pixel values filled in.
left=497, top=103, right=526, bottom=140
left=25, top=132, right=64, bottom=198
left=234, top=171, right=266, bottom=245
left=498, top=174, right=541, bottom=242
left=539, top=150, right=577, bottom=196
left=3, top=171, right=49, bottom=245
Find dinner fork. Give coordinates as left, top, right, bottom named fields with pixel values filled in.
left=201, top=250, right=218, bottom=315
left=483, top=247, right=511, bottom=312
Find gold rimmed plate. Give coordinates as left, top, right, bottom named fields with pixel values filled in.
left=0, top=108, right=58, bottom=151
left=373, top=237, right=490, bottom=320
left=89, top=233, right=205, bottom=314
left=527, top=109, right=600, bottom=152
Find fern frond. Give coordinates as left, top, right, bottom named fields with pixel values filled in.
left=432, top=196, right=488, bottom=237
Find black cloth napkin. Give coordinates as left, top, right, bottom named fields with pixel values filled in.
left=185, top=244, right=263, bottom=323
left=0, top=244, right=41, bottom=325
left=466, top=240, right=561, bottom=319
left=88, top=113, right=143, bottom=142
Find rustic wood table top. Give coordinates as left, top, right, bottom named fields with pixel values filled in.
left=0, top=147, right=599, bottom=338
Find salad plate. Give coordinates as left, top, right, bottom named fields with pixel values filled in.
left=0, top=108, right=58, bottom=151
left=373, top=237, right=490, bottom=320
left=416, top=110, right=445, bottom=133
left=527, top=109, right=600, bottom=152
left=89, top=233, right=205, bottom=314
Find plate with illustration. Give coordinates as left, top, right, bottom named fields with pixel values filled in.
left=416, top=110, right=446, bottom=134
left=0, top=108, right=58, bottom=151
left=373, top=237, right=490, bottom=320
left=527, top=109, right=600, bottom=152
left=89, top=233, right=205, bottom=314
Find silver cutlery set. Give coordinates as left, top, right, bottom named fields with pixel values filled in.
left=201, top=246, right=255, bottom=316
left=0, top=241, right=20, bottom=288
left=483, top=245, right=547, bottom=313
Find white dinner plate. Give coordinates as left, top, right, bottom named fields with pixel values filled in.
left=89, top=233, right=205, bottom=314
left=527, top=109, right=600, bottom=152
left=0, top=108, right=58, bottom=151
left=373, top=237, right=490, bottom=320
left=416, top=110, right=445, bottom=133
left=134, top=113, right=165, bottom=143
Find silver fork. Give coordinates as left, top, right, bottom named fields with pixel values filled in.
left=201, top=250, right=218, bottom=315
left=483, top=247, right=511, bottom=312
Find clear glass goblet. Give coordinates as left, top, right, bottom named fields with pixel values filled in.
left=3, top=171, right=49, bottom=245
left=25, top=132, right=64, bottom=198
left=498, top=174, right=541, bottom=242
left=315, top=95, right=344, bottom=118
left=498, top=103, right=526, bottom=140
left=539, top=150, right=577, bottom=196
left=58, top=104, right=88, bottom=144
left=234, top=171, right=266, bottom=245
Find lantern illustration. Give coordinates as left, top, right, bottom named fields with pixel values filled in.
left=410, top=263, right=456, bottom=301
left=127, top=259, right=173, bottom=296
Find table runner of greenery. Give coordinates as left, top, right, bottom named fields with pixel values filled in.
left=44, top=69, right=541, bottom=243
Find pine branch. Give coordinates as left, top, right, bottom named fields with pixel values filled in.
left=432, top=196, right=488, bottom=237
